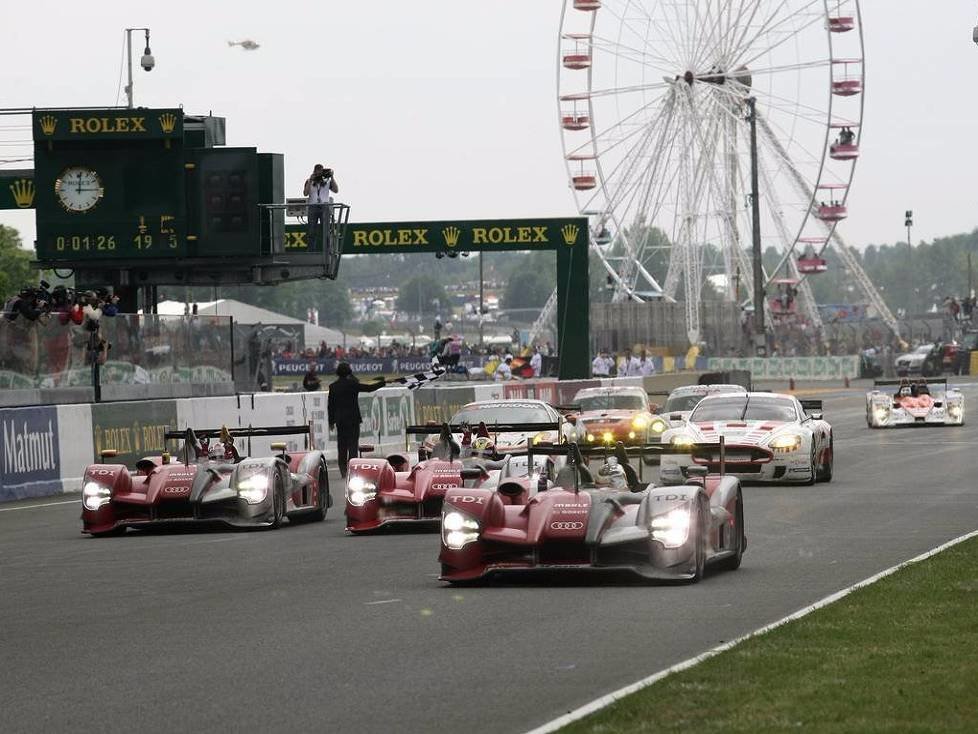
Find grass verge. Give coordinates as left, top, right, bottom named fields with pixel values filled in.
left=561, top=535, right=978, bottom=733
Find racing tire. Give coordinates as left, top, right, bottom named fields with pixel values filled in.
left=312, top=466, right=329, bottom=521
left=818, top=437, right=834, bottom=483
left=689, top=500, right=707, bottom=583
left=270, top=473, right=286, bottom=529
left=716, top=493, right=745, bottom=572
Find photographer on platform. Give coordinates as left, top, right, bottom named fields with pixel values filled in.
left=303, top=164, right=339, bottom=250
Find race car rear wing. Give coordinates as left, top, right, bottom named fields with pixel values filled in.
left=799, top=399, right=823, bottom=415
left=404, top=421, right=561, bottom=435
left=164, top=424, right=315, bottom=456
left=872, top=378, right=947, bottom=388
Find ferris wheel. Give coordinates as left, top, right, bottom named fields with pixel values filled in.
left=555, top=0, right=879, bottom=344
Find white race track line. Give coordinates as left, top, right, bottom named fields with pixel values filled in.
left=525, top=528, right=978, bottom=734
left=0, top=499, right=78, bottom=512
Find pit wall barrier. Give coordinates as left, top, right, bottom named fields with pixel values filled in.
left=706, top=356, right=859, bottom=381
left=2, top=372, right=720, bottom=502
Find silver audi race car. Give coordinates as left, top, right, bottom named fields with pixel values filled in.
left=660, top=392, right=833, bottom=485
left=865, top=378, right=965, bottom=428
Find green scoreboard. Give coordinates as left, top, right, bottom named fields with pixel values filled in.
left=32, top=108, right=187, bottom=259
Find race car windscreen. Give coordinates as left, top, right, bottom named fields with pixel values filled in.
left=664, top=394, right=706, bottom=413
left=451, top=405, right=554, bottom=426
left=576, top=394, right=645, bottom=411
left=690, top=396, right=798, bottom=422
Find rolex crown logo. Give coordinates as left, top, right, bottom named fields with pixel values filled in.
left=38, top=115, right=57, bottom=136
left=158, top=113, right=178, bottom=134
left=10, top=179, right=35, bottom=208
left=442, top=226, right=461, bottom=248
left=561, top=223, right=580, bottom=246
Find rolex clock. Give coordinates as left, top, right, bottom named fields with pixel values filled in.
left=54, top=166, right=104, bottom=212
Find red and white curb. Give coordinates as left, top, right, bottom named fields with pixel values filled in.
left=525, top=528, right=978, bottom=734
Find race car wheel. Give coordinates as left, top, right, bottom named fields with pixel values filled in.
left=818, top=437, right=834, bottom=483
left=716, top=494, right=744, bottom=572
left=270, top=473, right=286, bottom=528
left=689, top=500, right=707, bottom=583
left=313, top=466, right=329, bottom=521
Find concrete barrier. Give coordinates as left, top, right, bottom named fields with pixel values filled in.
left=0, top=372, right=723, bottom=502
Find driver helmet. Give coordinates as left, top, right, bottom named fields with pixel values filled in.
left=596, top=456, right=627, bottom=490
left=471, top=436, right=494, bottom=455
left=208, top=443, right=225, bottom=461
left=899, top=385, right=912, bottom=397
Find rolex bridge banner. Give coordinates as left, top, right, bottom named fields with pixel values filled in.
left=707, top=356, right=860, bottom=381
left=0, top=406, right=61, bottom=501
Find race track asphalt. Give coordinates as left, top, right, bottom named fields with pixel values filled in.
left=2, top=384, right=977, bottom=734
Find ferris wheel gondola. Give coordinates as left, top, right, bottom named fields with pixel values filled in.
left=556, top=0, right=868, bottom=343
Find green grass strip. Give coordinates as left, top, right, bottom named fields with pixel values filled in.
left=561, top=535, right=978, bottom=734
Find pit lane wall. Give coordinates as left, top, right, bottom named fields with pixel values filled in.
left=2, top=365, right=835, bottom=501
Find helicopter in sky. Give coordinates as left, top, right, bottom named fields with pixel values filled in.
left=228, top=39, right=260, bottom=51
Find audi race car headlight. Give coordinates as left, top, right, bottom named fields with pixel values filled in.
left=601, top=431, right=614, bottom=444
left=442, top=510, right=480, bottom=549
left=586, top=433, right=595, bottom=442
left=532, top=432, right=546, bottom=445
left=651, top=508, right=691, bottom=548
left=346, top=476, right=378, bottom=507
left=237, top=474, right=269, bottom=504
left=82, top=482, right=111, bottom=511
left=873, top=406, right=890, bottom=424
left=632, top=415, right=650, bottom=430
left=649, top=418, right=668, bottom=434
left=670, top=435, right=695, bottom=447
left=948, top=404, right=963, bottom=421
left=769, top=434, right=802, bottom=453
left=628, top=431, right=636, bottom=440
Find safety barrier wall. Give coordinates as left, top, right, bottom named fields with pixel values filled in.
left=706, top=356, right=859, bottom=380
left=1, top=370, right=739, bottom=502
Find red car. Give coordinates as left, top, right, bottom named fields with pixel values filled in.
left=438, top=442, right=747, bottom=583
left=345, top=420, right=559, bottom=533
left=81, top=425, right=330, bottom=536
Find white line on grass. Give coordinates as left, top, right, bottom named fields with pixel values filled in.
left=0, top=499, right=79, bottom=512
left=525, top=528, right=978, bottom=734
left=365, top=599, right=403, bottom=606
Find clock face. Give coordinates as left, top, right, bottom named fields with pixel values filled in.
left=55, top=167, right=104, bottom=212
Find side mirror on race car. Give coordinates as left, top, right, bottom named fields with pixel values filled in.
left=270, top=442, right=288, bottom=453
left=358, top=444, right=375, bottom=454
left=460, top=467, right=484, bottom=481
left=100, top=449, right=118, bottom=460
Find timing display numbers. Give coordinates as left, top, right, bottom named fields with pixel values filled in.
left=55, top=234, right=117, bottom=252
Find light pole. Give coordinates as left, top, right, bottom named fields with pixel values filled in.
left=124, top=27, right=155, bottom=108
left=905, top=209, right=913, bottom=339
left=746, top=97, right=766, bottom=356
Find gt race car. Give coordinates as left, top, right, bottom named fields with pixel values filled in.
left=438, top=441, right=746, bottom=583
left=866, top=378, right=965, bottom=428
left=655, top=383, right=749, bottom=430
left=571, top=386, right=668, bottom=450
left=81, top=425, right=330, bottom=536
left=660, top=392, right=833, bottom=485
left=345, top=419, right=561, bottom=533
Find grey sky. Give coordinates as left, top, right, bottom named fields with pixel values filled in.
left=2, top=1, right=976, bottom=254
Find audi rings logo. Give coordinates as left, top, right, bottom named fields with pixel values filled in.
left=163, top=486, right=190, bottom=494
left=550, top=521, right=584, bottom=531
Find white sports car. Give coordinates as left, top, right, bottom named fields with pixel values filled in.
left=865, top=379, right=964, bottom=428
left=660, top=392, right=833, bottom=485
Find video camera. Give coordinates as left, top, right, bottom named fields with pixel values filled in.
left=3, top=281, right=120, bottom=324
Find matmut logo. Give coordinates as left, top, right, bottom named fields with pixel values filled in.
left=2, top=417, right=57, bottom=477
